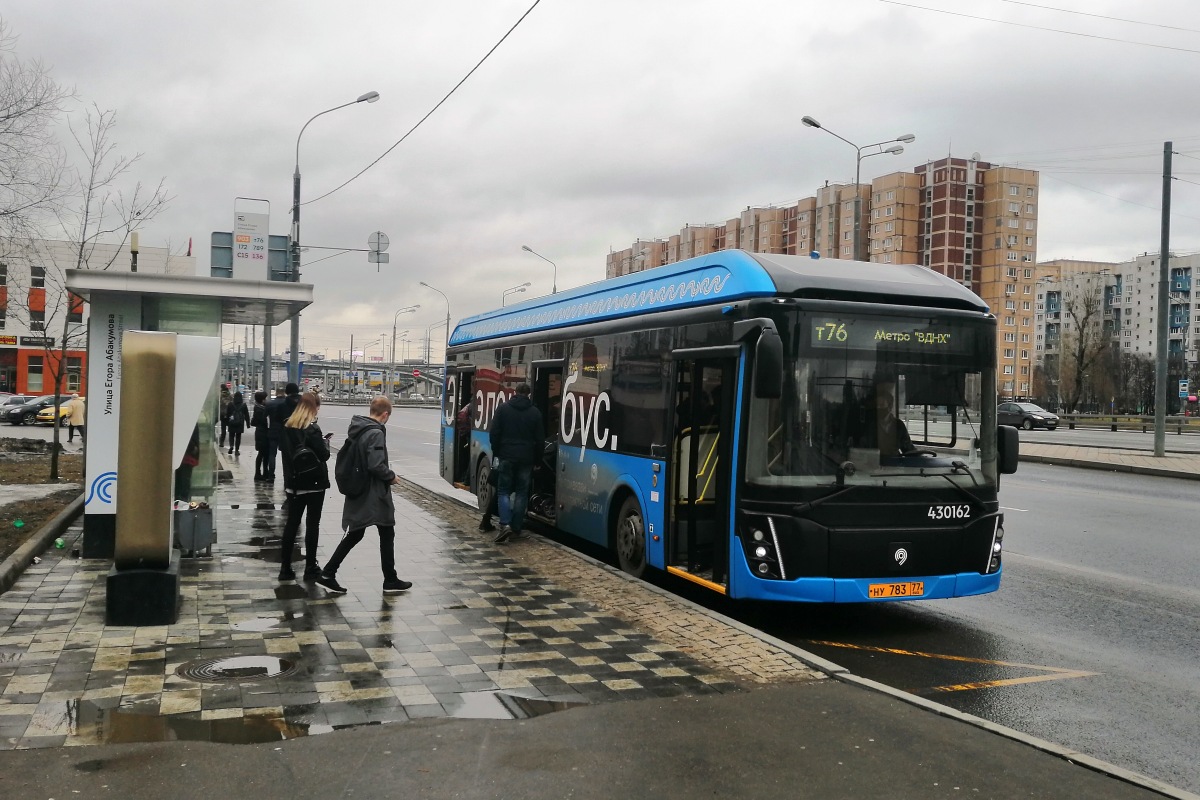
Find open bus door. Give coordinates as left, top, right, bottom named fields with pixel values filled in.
left=668, top=357, right=735, bottom=591
left=527, top=362, right=563, bottom=521
left=442, top=369, right=475, bottom=487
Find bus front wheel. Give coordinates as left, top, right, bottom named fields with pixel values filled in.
left=615, top=495, right=647, bottom=578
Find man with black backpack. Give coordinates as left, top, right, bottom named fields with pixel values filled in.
left=317, top=395, right=411, bottom=595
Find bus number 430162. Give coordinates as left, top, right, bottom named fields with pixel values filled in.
left=928, top=504, right=971, bottom=520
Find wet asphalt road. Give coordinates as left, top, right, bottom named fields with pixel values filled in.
left=728, top=462, right=1200, bottom=795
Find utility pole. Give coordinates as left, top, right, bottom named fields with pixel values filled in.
left=1154, top=141, right=1173, bottom=457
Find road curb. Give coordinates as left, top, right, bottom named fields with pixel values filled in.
left=1020, top=453, right=1200, bottom=481
left=398, top=474, right=1199, bottom=800
left=0, top=493, right=84, bottom=595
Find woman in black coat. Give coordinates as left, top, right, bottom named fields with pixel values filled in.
left=277, top=391, right=331, bottom=582
left=226, top=391, right=251, bottom=456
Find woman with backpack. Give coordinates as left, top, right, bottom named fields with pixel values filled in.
left=278, top=391, right=332, bottom=581
left=225, top=391, right=251, bottom=456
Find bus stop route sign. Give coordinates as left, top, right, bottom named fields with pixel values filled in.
left=1180, top=379, right=1190, bottom=398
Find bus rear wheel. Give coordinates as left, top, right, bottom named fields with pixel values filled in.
left=476, top=459, right=496, bottom=516
left=615, top=495, right=647, bottom=578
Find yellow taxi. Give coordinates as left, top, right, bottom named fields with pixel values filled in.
left=36, top=397, right=82, bottom=426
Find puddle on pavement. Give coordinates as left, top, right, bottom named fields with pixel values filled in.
left=67, top=701, right=309, bottom=746
left=273, top=584, right=309, bottom=600
left=176, top=655, right=297, bottom=682
left=59, top=690, right=581, bottom=749
left=446, top=690, right=587, bottom=720
left=232, top=617, right=284, bottom=632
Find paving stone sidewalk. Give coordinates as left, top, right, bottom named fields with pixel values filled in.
left=0, top=453, right=819, bottom=749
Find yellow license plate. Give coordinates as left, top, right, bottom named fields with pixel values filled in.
left=868, top=581, right=925, bottom=599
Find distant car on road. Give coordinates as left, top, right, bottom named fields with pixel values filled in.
left=4, top=395, right=59, bottom=426
left=998, top=401, right=1059, bottom=430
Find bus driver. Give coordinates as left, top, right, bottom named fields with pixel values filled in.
left=875, top=380, right=915, bottom=457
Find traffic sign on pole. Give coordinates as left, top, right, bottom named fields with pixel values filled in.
left=1179, top=379, right=1189, bottom=398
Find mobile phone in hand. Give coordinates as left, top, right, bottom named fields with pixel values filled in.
left=325, top=433, right=334, bottom=440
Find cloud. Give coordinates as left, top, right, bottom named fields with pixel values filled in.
left=5, top=0, right=1200, bottom=357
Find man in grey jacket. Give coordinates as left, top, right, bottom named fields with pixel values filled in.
left=315, top=395, right=412, bottom=594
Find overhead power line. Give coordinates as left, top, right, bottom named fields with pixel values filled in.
left=879, top=1, right=1200, bottom=54
left=1000, top=1, right=1200, bottom=35
left=305, top=0, right=543, bottom=208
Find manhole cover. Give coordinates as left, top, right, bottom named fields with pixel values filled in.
left=176, top=655, right=296, bottom=683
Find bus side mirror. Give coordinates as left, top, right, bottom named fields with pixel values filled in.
left=755, top=329, right=783, bottom=399
left=997, top=424, right=1019, bottom=474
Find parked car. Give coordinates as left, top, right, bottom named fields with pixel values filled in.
left=4, top=395, right=59, bottom=425
left=1, top=394, right=31, bottom=411
left=36, top=397, right=82, bottom=426
left=998, top=401, right=1059, bottom=430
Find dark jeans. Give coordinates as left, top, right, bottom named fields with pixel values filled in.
left=496, top=460, right=533, bottom=532
left=260, top=439, right=278, bottom=481
left=228, top=428, right=243, bottom=453
left=323, top=525, right=396, bottom=580
left=68, top=424, right=85, bottom=442
left=281, top=492, right=324, bottom=571
left=219, top=419, right=228, bottom=447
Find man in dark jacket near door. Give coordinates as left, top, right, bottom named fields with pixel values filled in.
left=489, top=383, right=543, bottom=543
left=315, top=395, right=411, bottom=595
left=263, top=382, right=300, bottom=483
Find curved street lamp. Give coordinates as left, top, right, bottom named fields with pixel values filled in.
left=502, top=281, right=531, bottom=306
left=521, top=245, right=557, bottom=294
left=801, top=116, right=914, bottom=261
left=419, top=281, right=451, bottom=364
left=287, top=90, right=381, bottom=385
left=389, top=304, right=420, bottom=397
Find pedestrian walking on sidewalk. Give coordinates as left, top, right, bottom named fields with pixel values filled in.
left=67, top=393, right=86, bottom=443
left=489, top=382, right=543, bottom=543
left=225, top=391, right=251, bottom=456
left=217, top=384, right=231, bottom=448
left=278, top=391, right=331, bottom=582
left=251, top=390, right=270, bottom=481
left=316, top=395, right=411, bottom=595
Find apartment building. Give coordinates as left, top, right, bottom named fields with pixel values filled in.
left=1034, top=253, right=1200, bottom=408
left=0, top=239, right=194, bottom=394
left=606, top=156, right=1040, bottom=396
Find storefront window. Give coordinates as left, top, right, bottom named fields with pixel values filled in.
left=27, top=355, right=43, bottom=392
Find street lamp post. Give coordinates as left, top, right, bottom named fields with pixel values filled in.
left=290, top=90, right=380, bottom=385
left=801, top=116, right=914, bottom=262
left=521, top=245, right=557, bottom=294
left=502, top=281, right=531, bottom=306
left=390, top=305, right=420, bottom=398
left=419, top=281, right=451, bottom=365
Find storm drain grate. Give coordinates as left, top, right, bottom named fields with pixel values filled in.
left=176, top=655, right=297, bottom=683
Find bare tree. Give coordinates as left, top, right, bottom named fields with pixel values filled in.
left=1058, top=272, right=1110, bottom=413
left=0, top=19, right=70, bottom=248
left=6, top=104, right=169, bottom=479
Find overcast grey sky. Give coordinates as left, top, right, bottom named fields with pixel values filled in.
left=5, top=0, right=1200, bottom=358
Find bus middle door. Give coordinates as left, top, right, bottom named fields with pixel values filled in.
left=668, top=357, right=735, bottom=590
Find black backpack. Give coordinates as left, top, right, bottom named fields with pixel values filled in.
left=287, top=428, right=326, bottom=491
left=334, top=436, right=370, bottom=498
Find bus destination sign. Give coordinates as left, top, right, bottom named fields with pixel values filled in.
left=810, top=318, right=966, bottom=352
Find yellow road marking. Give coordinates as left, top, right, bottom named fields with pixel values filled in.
left=807, top=640, right=1099, bottom=693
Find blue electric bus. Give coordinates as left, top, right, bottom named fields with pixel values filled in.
left=439, top=250, right=1018, bottom=603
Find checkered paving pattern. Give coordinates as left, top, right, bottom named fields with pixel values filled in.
left=0, top=457, right=745, bottom=749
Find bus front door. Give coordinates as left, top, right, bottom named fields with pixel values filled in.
left=444, top=370, right=474, bottom=487
left=669, top=358, right=735, bottom=590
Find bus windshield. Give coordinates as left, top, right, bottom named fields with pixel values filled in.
left=746, top=309, right=999, bottom=489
